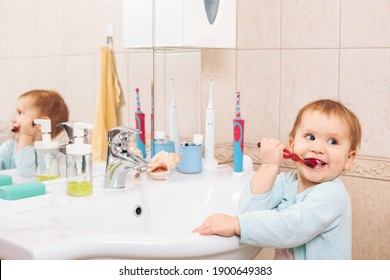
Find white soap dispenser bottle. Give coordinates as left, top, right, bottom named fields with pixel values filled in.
left=66, top=122, right=93, bottom=196
left=34, top=119, right=60, bottom=182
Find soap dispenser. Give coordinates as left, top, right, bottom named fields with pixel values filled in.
left=34, top=119, right=60, bottom=182
left=66, top=122, right=93, bottom=196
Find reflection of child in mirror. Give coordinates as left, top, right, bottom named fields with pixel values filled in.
left=194, top=99, right=362, bottom=260
left=0, top=90, right=69, bottom=177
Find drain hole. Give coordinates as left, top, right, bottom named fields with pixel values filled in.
left=133, top=205, right=142, bottom=217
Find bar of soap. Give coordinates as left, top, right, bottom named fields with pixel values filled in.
left=0, top=182, right=46, bottom=200
left=0, top=174, right=13, bottom=186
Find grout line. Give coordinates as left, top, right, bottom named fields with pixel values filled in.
left=278, top=0, right=283, bottom=139
left=337, top=0, right=342, bottom=100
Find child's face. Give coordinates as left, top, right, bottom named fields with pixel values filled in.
left=289, top=109, right=355, bottom=188
left=12, top=96, right=41, bottom=140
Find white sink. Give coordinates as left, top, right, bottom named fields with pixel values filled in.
left=0, top=165, right=261, bottom=259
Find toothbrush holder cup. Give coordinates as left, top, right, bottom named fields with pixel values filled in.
left=177, top=145, right=202, bottom=174
left=154, top=140, right=175, bottom=154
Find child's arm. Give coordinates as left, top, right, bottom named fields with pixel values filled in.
left=16, top=116, right=36, bottom=153
left=250, top=138, right=284, bottom=194
left=193, top=214, right=240, bottom=237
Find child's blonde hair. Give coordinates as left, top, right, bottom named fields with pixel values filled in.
left=19, top=90, right=69, bottom=138
left=288, top=99, right=362, bottom=152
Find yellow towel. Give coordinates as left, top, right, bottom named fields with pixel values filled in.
left=92, top=47, right=122, bottom=162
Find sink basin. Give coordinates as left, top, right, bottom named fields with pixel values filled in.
left=0, top=165, right=261, bottom=259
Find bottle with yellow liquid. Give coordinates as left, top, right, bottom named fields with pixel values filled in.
left=66, top=122, right=93, bottom=196
left=34, top=119, right=60, bottom=182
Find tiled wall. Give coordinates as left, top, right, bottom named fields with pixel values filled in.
left=0, top=0, right=389, bottom=259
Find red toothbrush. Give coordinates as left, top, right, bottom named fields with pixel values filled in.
left=257, top=142, right=317, bottom=168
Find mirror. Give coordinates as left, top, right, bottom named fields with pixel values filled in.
left=123, top=0, right=236, bottom=156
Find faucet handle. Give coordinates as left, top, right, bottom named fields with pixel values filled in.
left=108, top=126, right=141, bottom=145
left=57, top=122, right=89, bottom=144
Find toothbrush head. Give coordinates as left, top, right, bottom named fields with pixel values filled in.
left=209, top=77, right=214, bottom=87
left=235, top=90, right=241, bottom=117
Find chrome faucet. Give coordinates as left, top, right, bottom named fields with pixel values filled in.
left=104, top=126, right=149, bottom=189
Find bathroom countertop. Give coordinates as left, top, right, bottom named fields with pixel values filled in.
left=0, top=165, right=260, bottom=260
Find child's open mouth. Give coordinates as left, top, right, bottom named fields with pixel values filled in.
left=306, top=158, right=326, bottom=168
left=11, top=126, right=20, bottom=133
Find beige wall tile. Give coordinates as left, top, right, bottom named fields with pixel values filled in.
left=280, top=49, right=339, bottom=142
left=282, top=0, right=340, bottom=48
left=152, top=51, right=166, bottom=133
left=163, top=50, right=202, bottom=140
left=37, top=56, right=64, bottom=93
left=201, top=49, right=236, bottom=145
left=94, top=0, right=124, bottom=54
left=341, top=0, right=390, bottom=47
left=339, top=49, right=390, bottom=158
left=9, top=0, right=37, bottom=57
left=127, top=51, right=154, bottom=134
left=237, top=0, right=281, bottom=49
left=64, top=0, right=94, bottom=55
left=342, top=176, right=390, bottom=260
left=0, top=59, right=16, bottom=122
left=64, top=55, right=94, bottom=123
left=37, top=0, right=64, bottom=56
left=0, top=0, right=16, bottom=57
left=13, top=58, right=38, bottom=95
left=237, top=50, right=280, bottom=143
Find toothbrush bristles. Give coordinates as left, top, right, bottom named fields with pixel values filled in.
left=135, top=88, right=141, bottom=110
left=235, top=90, right=241, bottom=117
left=209, top=77, right=214, bottom=87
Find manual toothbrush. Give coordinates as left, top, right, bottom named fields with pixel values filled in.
left=134, top=88, right=146, bottom=158
left=233, top=90, right=245, bottom=173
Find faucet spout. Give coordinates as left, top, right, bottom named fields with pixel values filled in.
left=104, top=126, right=149, bottom=189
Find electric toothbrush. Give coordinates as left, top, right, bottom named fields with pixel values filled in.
left=169, top=78, right=179, bottom=153
left=150, top=81, right=155, bottom=158
left=203, top=77, right=218, bottom=170
left=134, top=88, right=146, bottom=158
left=233, top=90, right=244, bottom=173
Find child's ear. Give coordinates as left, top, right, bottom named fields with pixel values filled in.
left=288, top=137, right=294, bottom=150
left=344, top=150, right=356, bottom=171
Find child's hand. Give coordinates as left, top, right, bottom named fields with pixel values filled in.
left=193, top=214, right=240, bottom=237
left=258, top=138, right=285, bottom=166
left=19, top=115, right=36, bottom=137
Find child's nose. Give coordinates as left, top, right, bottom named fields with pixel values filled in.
left=310, top=142, right=325, bottom=154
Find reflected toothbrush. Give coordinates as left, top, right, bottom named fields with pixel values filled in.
left=233, top=90, right=245, bottom=173
left=134, top=88, right=146, bottom=158
left=169, top=78, right=179, bottom=153
left=151, top=81, right=155, bottom=158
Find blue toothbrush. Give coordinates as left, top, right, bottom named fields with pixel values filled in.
left=233, top=90, right=244, bottom=172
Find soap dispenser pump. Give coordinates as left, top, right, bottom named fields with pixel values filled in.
left=34, top=119, right=60, bottom=182
left=66, top=122, right=93, bottom=196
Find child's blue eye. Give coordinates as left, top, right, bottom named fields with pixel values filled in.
left=328, top=139, right=337, bottom=145
left=305, top=134, right=315, bottom=141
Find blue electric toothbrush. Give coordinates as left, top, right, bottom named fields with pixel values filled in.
left=134, top=88, right=146, bottom=158
left=233, top=90, right=244, bottom=173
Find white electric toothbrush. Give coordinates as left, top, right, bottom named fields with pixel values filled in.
left=203, top=77, right=218, bottom=170
left=169, top=78, right=179, bottom=153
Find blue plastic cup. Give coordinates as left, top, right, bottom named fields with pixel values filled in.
left=177, top=145, right=202, bottom=174
left=154, top=140, right=175, bottom=154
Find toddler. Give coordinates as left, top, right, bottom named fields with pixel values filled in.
left=0, top=90, right=69, bottom=177
left=194, top=99, right=362, bottom=260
